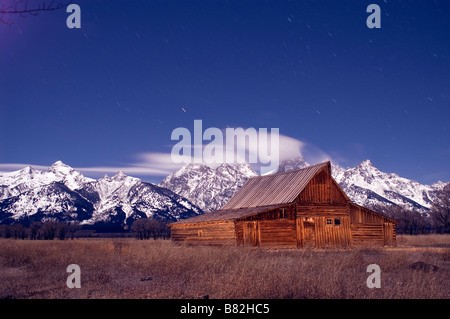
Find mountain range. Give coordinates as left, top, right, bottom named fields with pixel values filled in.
left=0, top=158, right=447, bottom=228
left=0, top=161, right=202, bottom=228
left=160, top=157, right=447, bottom=214
left=331, top=160, right=445, bottom=212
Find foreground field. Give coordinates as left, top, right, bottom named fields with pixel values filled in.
left=0, top=235, right=449, bottom=299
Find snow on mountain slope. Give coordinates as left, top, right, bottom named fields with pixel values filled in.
left=276, top=156, right=310, bottom=173
left=332, top=160, right=440, bottom=210
left=159, top=156, right=447, bottom=214
left=159, top=163, right=258, bottom=212
left=81, top=171, right=203, bottom=225
left=0, top=161, right=94, bottom=200
left=47, top=161, right=95, bottom=190
left=0, top=162, right=203, bottom=226
left=0, top=182, right=95, bottom=224
left=281, top=157, right=445, bottom=211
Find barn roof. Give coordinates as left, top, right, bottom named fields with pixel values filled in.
left=170, top=204, right=288, bottom=225
left=171, top=162, right=331, bottom=226
left=222, top=161, right=330, bottom=210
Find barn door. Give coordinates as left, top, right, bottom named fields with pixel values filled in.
left=303, top=217, right=315, bottom=248
left=243, top=221, right=259, bottom=246
left=383, top=223, right=394, bottom=246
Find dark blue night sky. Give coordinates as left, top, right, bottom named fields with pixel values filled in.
left=0, top=0, right=449, bottom=184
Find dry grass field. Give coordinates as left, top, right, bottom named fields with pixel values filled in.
left=0, top=235, right=449, bottom=299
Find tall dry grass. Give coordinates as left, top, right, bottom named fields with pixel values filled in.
left=0, top=235, right=449, bottom=299
left=396, top=234, right=450, bottom=247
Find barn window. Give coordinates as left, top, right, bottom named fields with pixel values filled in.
left=279, top=208, right=287, bottom=219
left=326, top=218, right=333, bottom=225
left=334, top=218, right=341, bottom=226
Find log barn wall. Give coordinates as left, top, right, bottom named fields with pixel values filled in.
left=296, top=205, right=351, bottom=248
left=258, top=219, right=297, bottom=248
left=349, top=204, right=396, bottom=246
left=171, top=221, right=236, bottom=246
left=235, top=205, right=297, bottom=248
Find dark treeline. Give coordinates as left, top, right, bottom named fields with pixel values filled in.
left=430, top=183, right=450, bottom=234
left=371, top=184, right=450, bottom=235
left=0, top=221, right=80, bottom=240
left=130, top=218, right=170, bottom=240
left=0, top=218, right=172, bottom=240
left=372, top=205, right=432, bottom=235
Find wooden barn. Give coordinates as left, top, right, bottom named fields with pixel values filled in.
left=170, top=161, right=398, bottom=248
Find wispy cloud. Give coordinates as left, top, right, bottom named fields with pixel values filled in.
left=300, top=143, right=334, bottom=165
left=0, top=163, right=50, bottom=171
left=0, top=156, right=181, bottom=177
left=0, top=158, right=178, bottom=178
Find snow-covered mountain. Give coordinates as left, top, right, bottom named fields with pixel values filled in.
left=0, top=162, right=203, bottom=227
left=0, top=161, right=94, bottom=200
left=331, top=160, right=444, bottom=211
left=277, top=157, right=445, bottom=212
left=160, top=156, right=447, bottom=214
left=159, top=163, right=258, bottom=212
left=276, top=156, right=310, bottom=173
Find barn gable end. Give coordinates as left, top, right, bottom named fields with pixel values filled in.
left=295, top=163, right=349, bottom=205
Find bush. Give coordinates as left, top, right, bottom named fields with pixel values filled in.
left=131, top=218, right=170, bottom=240
left=430, top=184, right=450, bottom=233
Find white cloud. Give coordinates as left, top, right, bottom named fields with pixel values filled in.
left=0, top=158, right=180, bottom=178
left=301, top=143, right=333, bottom=165
left=0, top=163, right=50, bottom=171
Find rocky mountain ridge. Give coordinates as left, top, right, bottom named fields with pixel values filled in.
left=0, top=161, right=202, bottom=227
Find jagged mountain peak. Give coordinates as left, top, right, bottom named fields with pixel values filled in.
left=112, top=170, right=128, bottom=181
left=169, top=163, right=210, bottom=178
left=19, top=166, right=35, bottom=175
left=276, top=156, right=309, bottom=173
left=1, top=165, right=36, bottom=180
left=332, top=160, right=440, bottom=210
left=0, top=161, right=90, bottom=196
left=48, top=160, right=73, bottom=173
left=0, top=163, right=203, bottom=226
left=50, top=160, right=69, bottom=167
left=159, top=161, right=257, bottom=212
left=216, top=162, right=257, bottom=176
left=356, top=159, right=374, bottom=168
left=46, top=161, right=93, bottom=191
left=431, top=180, right=448, bottom=190
left=169, top=162, right=257, bottom=182
left=184, top=163, right=209, bottom=169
